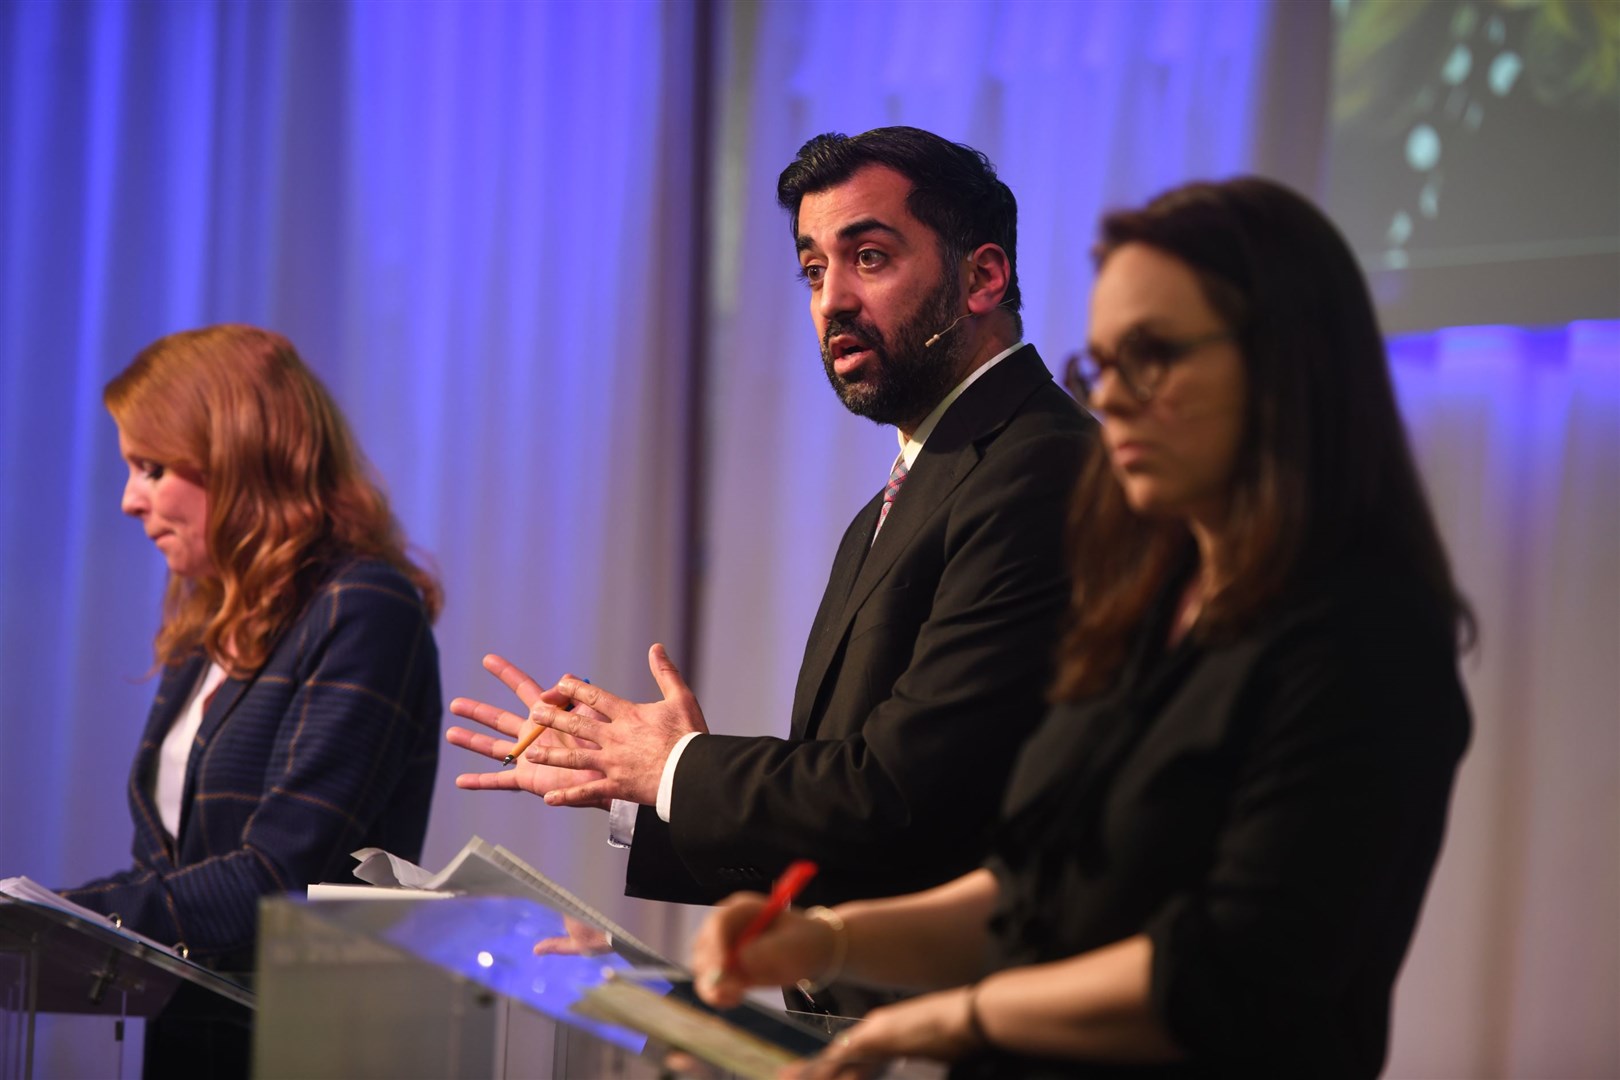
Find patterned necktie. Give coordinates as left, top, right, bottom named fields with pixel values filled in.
left=872, top=455, right=910, bottom=544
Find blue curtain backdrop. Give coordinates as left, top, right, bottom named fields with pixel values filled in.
left=0, top=0, right=703, bottom=952
left=1, top=1, right=1615, bottom=1075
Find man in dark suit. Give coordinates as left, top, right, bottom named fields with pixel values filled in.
left=449, top=127, right=1092, bottom=1013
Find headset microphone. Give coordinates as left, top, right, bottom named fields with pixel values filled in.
left=924, top=312, right=974, bottom=348
left=923, top=300, right=1015, bottom=348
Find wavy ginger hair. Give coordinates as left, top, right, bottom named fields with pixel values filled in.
left=106, top=325, right=442, bottom=674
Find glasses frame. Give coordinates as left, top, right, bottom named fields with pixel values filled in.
left=1064, top=328, right=1237, bottom=404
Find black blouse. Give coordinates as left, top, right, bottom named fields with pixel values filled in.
left=958, top=566, right=1470, bottom=1078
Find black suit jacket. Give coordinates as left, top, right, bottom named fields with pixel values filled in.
left=626, top=347, right=1093, bottom=916
left=967, top=562, right=1470, bottom=1078
left=62, top=558, right=442, bottom=971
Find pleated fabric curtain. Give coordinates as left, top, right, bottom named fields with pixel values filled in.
left=1384, top=321, right=1618, bottom=1077
left=0, top=1, right=1613, bottom=1075
left=0, top=0, right=702, bottom=965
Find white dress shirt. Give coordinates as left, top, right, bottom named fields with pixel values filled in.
left=154, top=661, right=228, bottom=838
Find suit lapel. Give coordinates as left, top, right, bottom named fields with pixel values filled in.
left=791, top=493, right=883, bottom=738
left=195, top=670, right=252, bottom=751
left=175, top=664, right=263, bottom=840
left=840, top=433, right=976, bottom=617
left=172, top=561, right=332, bottom=837
left=129, top=657, right=204, bottom=862
left=790, top=346, right=1055, bottom=740
left=139, top=659, right=202, bottom=740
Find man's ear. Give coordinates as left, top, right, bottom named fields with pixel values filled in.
left=964, top=243, right=1012, bottom=315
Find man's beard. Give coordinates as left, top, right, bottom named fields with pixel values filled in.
left=820, top=268, right=964, bottom=429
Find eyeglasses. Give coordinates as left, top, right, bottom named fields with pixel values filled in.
left=1064, top=328, right=1236, bottom=404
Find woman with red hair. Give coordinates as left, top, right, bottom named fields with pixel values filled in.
left=61, top=324, right=443, bottom=1075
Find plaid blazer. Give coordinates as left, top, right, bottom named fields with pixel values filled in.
left=62, top=557, right=441, bottom=968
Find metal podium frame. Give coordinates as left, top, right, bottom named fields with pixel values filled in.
left=0, top=897, right=254, bottom=1080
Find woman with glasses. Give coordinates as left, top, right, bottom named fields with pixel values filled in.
left=691, top=177, right=1473, bottom=1078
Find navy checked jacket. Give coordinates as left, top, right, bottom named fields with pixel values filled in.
left=62, top=557, right=442, bottom=969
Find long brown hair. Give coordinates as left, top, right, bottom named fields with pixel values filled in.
left=106, top=324, right=442, bottom=673
left=1053, top=178, right=1472, bottom=700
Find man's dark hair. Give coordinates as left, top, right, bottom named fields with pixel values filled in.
left=777, top=127, right=1022, bottom=326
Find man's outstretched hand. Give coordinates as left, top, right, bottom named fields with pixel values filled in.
left=523, top=643, right=709, bottom=809
left=445, top=653, right=610, bottom=810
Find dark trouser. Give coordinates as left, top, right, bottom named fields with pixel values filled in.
left=142, top=980, right=252, bottom=1079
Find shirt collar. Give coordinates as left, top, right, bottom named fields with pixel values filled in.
left=897, top=341, right=1024, bottom=468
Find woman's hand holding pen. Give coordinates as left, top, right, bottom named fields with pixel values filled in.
left=445, top=654, right=610, bottom=808
left=694, top=879, right=991, bottom=1079
left=694, top=901, right=973, bottom=1079
left=692, top=893, right=836, bottom=1009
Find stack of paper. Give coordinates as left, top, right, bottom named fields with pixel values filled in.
left=1, top=876, right=182, bottom=956
left=340, top=835, right=672, bottom=967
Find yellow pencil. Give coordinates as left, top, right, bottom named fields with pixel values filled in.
left=502, top=680, right=584, bottom=766
left=502, top=720, right=544, bottom=766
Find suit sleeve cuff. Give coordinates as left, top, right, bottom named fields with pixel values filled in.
left=656, top=732, right=703, bottom=823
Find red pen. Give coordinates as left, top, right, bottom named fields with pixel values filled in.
left=725, top=859, right=819, bottom=973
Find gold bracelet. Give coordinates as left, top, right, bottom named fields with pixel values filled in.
left=794, top=905, right=848, bottom=995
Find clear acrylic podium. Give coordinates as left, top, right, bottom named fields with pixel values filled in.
left=257, top=894, right=752, bottom=1078
left=0, top=895, right=254, bottom=1079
